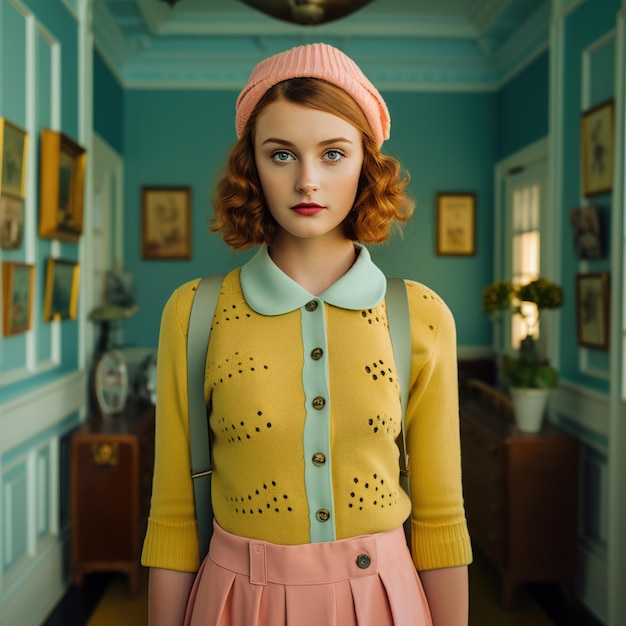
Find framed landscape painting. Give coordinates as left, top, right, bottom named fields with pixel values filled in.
left=43, top=258, right=80, bottom=321
left=0, top=118, right=28, bottom=198
left=2, top=262, right=35, bottom=336
left=39, top=130, right=87, bottom=242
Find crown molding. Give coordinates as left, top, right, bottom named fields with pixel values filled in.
left=135, top=10, right=477, bottom=39
left=95, top=0, right=551, bottom=91
left=93, top=0, right=135, bottom=73
left=494, top=1, right=550, bottom=79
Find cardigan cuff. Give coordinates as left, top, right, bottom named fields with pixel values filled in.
left=141, top=517, right=200, bottom=572
left=410, top=519, right=473, bottom=571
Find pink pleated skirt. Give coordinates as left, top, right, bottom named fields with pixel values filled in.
left=184, top=521, right=432, bottom=626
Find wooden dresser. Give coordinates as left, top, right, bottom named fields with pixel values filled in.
left=460, top=379, right=578, bottom=607
left=71, top=401, right=155, bottom=597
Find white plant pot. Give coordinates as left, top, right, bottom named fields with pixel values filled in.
left=510, top=388, right=549, bottom=433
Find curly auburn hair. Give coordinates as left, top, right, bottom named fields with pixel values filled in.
left=210, top=78, right=414, bottom=249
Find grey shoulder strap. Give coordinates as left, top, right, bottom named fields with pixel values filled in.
left=187, top=274, right=225, bottom=563
left=386, top=277, right=412, bottom=545
left=386, top=277, right=411, bottom=429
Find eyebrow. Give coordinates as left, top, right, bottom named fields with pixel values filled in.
left=261, top=137, right=354, bottom=147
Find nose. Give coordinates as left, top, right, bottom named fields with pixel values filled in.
left=295, top=162, right=319, bottom=194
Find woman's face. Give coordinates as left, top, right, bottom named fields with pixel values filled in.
left=253, top=98, right=364, bottom=246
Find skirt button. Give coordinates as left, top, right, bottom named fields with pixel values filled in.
left=356, top=553, right=371, bottom=569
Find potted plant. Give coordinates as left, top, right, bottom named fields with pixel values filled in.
left=482, top=277, right=564, bottom=432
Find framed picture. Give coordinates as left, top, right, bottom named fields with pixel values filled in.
left=39, top=129, right=87, bottom=242
left=0, top=118, right=28, bottom=198
left=0, top=193, right=25, bottom=249
left=576, top=272, right=610, bottom=350
left=581, top=99, right=614, bottom=197
left=43, top=258, right=80, bottom=321
left=435, top=192, right=476, bottom=256
left=570, top=206, right=604, bottom=260
left=141, top=186, right=192, bottom=259
left=2, top=262, right=35, bottom=337
left=93, top=350, right=130, bottom=415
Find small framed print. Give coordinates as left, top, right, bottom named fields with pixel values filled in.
left=0, top=118, right=28, bottom=199
left=39, top=129, right=87, bottom=242
left=141, top=186, right=191, bottom=259
left=576, top=272, right=610, bottom=350
left=0, top=193, right=25, bottom=249
left=2, top=262, right=35, bottom=337
left=43, top=258, right=80, bottom=321
left=581, top=99, right=614, bottom=198
left=436, top=192, right=476, bottom=256
left=93, top=350, right=129, bottom=415
left=570, top=206, right=604, bottom=260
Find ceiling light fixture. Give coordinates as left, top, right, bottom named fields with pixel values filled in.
left=237, top=0, right=376, bottom=26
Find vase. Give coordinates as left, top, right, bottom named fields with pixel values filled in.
left=510, top=387, right=549, bottom=433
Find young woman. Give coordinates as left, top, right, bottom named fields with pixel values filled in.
left=142, top=43, right=472, bottom=626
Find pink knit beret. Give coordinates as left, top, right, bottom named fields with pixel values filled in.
left=236, top=43, right=390, bottom=147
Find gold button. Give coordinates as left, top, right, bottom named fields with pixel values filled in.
left=305, top=301, right=318, bottom=312
left=316, top=509, right=330, bottom=522
left=312, top=396, right=326, bottom=410
left=311, top=347, right=323, bottom=360
left=312, top=452, right=326, bottom=466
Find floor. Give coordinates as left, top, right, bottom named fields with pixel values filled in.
left=42, top=552, right=603, bottom=626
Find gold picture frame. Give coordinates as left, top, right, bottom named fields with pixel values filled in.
left=141, top=186, right=192, bottom=259
left=435, top=192, right=476, bottom=256
left=43, top=258, right=80, bottom=321
left=0, top=118, right=28, bottom=199
left=0, top=193, right=25, bottom=249
left=576, top=272, right=610, bottom=350
left=39, top=129, right=87, bottom=242
left=581, top=99, right=614, bottom=198
left=2, top=262, right=35, bottom=337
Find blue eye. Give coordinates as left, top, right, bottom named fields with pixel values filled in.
left=272, top=150, right=294, bottom=162
left=324, top=150, right=344, bottom=162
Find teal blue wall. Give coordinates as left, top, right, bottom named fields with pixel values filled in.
left=122, top=89, right=497, bottom=349
left=496, top=51, right=550, bottom=160
left=93, top=50, right=124, bottom=154
left=0, top=0, right=81, bottom=403
left=558, top=0, right=620, bottom=393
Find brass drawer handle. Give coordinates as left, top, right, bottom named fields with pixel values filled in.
left=92, top=442, right=119, bottom=467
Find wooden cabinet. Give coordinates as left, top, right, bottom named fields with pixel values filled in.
left=71, top=402, right=155, bottom=597
left=460, top=380, right=578, bottom=607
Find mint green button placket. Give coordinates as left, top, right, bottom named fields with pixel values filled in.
left=301, top=298, right=335, bottom=543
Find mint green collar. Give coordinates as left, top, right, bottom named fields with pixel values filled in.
left=240, top=244, right=386, bottom=315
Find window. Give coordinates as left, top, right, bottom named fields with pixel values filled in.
left=503, top=157, right=548, bottom=351
left=511, top=183, right=540, bottom=348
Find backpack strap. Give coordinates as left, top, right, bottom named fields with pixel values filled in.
left=385, top=277, right=412, bottom=545
left=187, top=274, right=225, bottom=563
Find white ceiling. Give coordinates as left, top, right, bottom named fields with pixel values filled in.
left=94, top=0, right=550, bottom=90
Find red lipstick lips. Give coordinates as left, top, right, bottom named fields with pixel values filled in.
left=291, top=202, right=324, bottom=216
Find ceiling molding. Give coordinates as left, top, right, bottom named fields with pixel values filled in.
left=95, top=0, right=551, bottom=91
left=132, top=10, right=477, bottom=39
left=467, top=0, right=508, bottom=34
